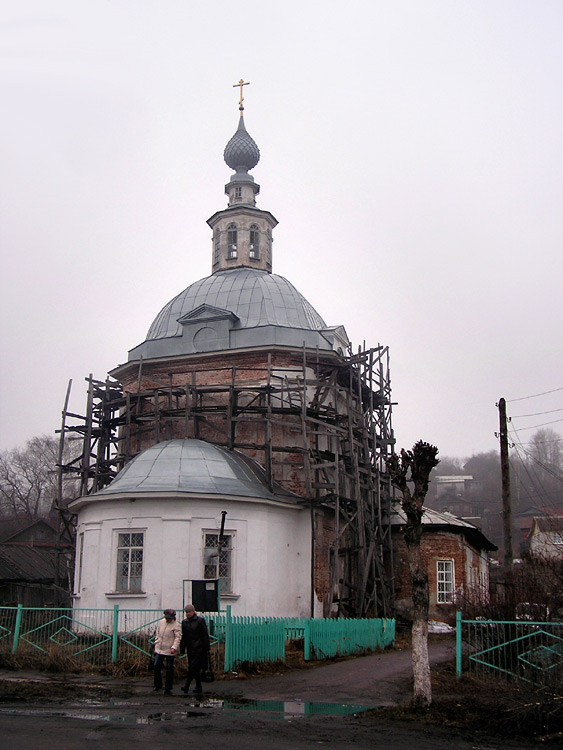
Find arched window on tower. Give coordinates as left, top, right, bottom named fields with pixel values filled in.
left=249, top=224, right=260, bottom=259
left=266, top=230, right=272, bottom=266
left=227, top=223, right=238, bottom=259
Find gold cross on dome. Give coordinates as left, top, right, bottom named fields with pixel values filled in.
left=233, top=78, right=250, bottom=111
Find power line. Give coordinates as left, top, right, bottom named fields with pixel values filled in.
left=516, top=438, right=563, bottom=446
left=509, top=448, right=553, bottom=509
left=507, top=387, right=563, bottom=403
left=511, top=408, right=563, bottom=418
left=508, top=422, right=563, bottom=513
left=507, top=418, right=563, bottom=432
left=512, top=444, right=563, bottom=483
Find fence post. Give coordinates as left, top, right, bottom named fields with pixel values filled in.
left=224, top=605, right=232, bottom=672
left=456, top=610, right=462, bottom=679
left=111, top=604, right=119, bottom=662
left=304, top=619, right=311, bottom=661
left=11, top=604, right=23, bottom=655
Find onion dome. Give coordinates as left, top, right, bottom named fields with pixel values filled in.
left=224, top=116, right=260, bottom=173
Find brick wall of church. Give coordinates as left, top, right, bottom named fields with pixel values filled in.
left=117, top=349, right=337, bottom=498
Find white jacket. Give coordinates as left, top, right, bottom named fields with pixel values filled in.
left=154, top=617, right=182, bottom=655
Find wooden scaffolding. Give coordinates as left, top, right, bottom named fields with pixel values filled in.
left=58, top=343, right=396, bottom=617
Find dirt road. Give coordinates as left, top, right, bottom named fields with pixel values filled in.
left=0, top=641, right=538, bottom=749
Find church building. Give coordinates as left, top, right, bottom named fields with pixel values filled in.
left=67, top=87, right=395, bottom=619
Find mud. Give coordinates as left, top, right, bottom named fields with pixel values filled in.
left=0, top=639, right=560, bottom=748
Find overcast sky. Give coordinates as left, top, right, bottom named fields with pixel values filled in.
left=1, top=0, right=562, bottom=460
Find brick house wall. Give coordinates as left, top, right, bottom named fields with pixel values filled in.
left=393, top=529, right=487, bottom=621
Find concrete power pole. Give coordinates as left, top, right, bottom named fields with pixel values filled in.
left=498, top=397, right=513, bottom=568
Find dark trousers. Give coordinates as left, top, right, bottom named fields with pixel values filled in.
left=183, top=653, right=206, bottom=692
left=154, top=653, right=175, bottom=691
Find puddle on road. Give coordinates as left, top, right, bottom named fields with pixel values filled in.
left=0, top=696, right=376, bottom=724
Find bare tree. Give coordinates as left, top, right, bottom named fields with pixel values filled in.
left=530, top=428, right=563, bottom=471
left=0, top=435, right=79, bottom=520
left=387, top=440, right=439, bottom=708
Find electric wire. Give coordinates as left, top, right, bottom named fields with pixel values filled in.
left=508, top=420, right=563, bottom=515
left=507, top=387, right=563, bottom=403
left=511, top=408, right=563, bottom=418
left=508, top=423, right=555, bottom=510
left=507, top=417, right=563, bottom=432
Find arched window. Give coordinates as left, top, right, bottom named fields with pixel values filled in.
left=249, top=224, right=260, bottom=259
left=266, top=231, right=272, bottom=266
left=227, top=223, right=237, bottom=259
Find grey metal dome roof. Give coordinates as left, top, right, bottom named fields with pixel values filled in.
left=224, top=116, right=260, bottom=173
left=146, top=268, right=326, bottom=341
left=93, top=439, right=294, bottom=501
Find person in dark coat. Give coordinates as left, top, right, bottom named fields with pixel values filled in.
left=180, top=604, right=210, bottom=694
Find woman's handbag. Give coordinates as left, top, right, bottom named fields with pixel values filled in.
left=201, top=652, right=215, bottom=683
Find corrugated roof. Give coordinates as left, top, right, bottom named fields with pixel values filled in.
left=0, top=544, right=58, bottom=581
left=388, top=504, right=497, bottom=551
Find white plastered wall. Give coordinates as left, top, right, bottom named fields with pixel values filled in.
left=72, top=493, right=311, bottom=617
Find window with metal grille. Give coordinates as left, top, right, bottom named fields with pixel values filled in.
left=249, top=224, right=260, bottom=259
left=437, top=559, right=454, bottom=603
left=116, top=531, right=144, bottom=592
left=227, top=224, right=237, bottom=258
left=214, top=230, right=220, bottom=264
left=203, top=532, right=233, bottom=594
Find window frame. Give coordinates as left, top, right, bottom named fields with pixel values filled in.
left=436, top=559, right=455, bottom=604
left=227, top=223, right=238, bottom=259
left=266, top=230, right=272, bottom=266
left=114, top=530, right=145, bottom=593
left=249, top=224, right=260, bottom=259
left=203, top=530, right=234, bottom=595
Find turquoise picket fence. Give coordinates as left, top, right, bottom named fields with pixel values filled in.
left=304, top=616, right=395, bottom=660
left=224, top=614, right=287, bottom=671
left=0, top=605, right=395, bottom=672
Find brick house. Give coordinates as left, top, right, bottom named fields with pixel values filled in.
left=390, top=506, right=497, bottom=621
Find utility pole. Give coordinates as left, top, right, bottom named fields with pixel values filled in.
left=498, top=398, right=513, bottom=568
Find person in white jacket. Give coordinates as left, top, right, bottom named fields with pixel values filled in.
left=153, top=608, right=182, bottom=694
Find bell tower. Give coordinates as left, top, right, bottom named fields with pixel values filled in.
left=207, top=80, right=278, bottom=274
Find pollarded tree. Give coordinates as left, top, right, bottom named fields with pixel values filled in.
left=387, top=440, right=440, bottom=708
